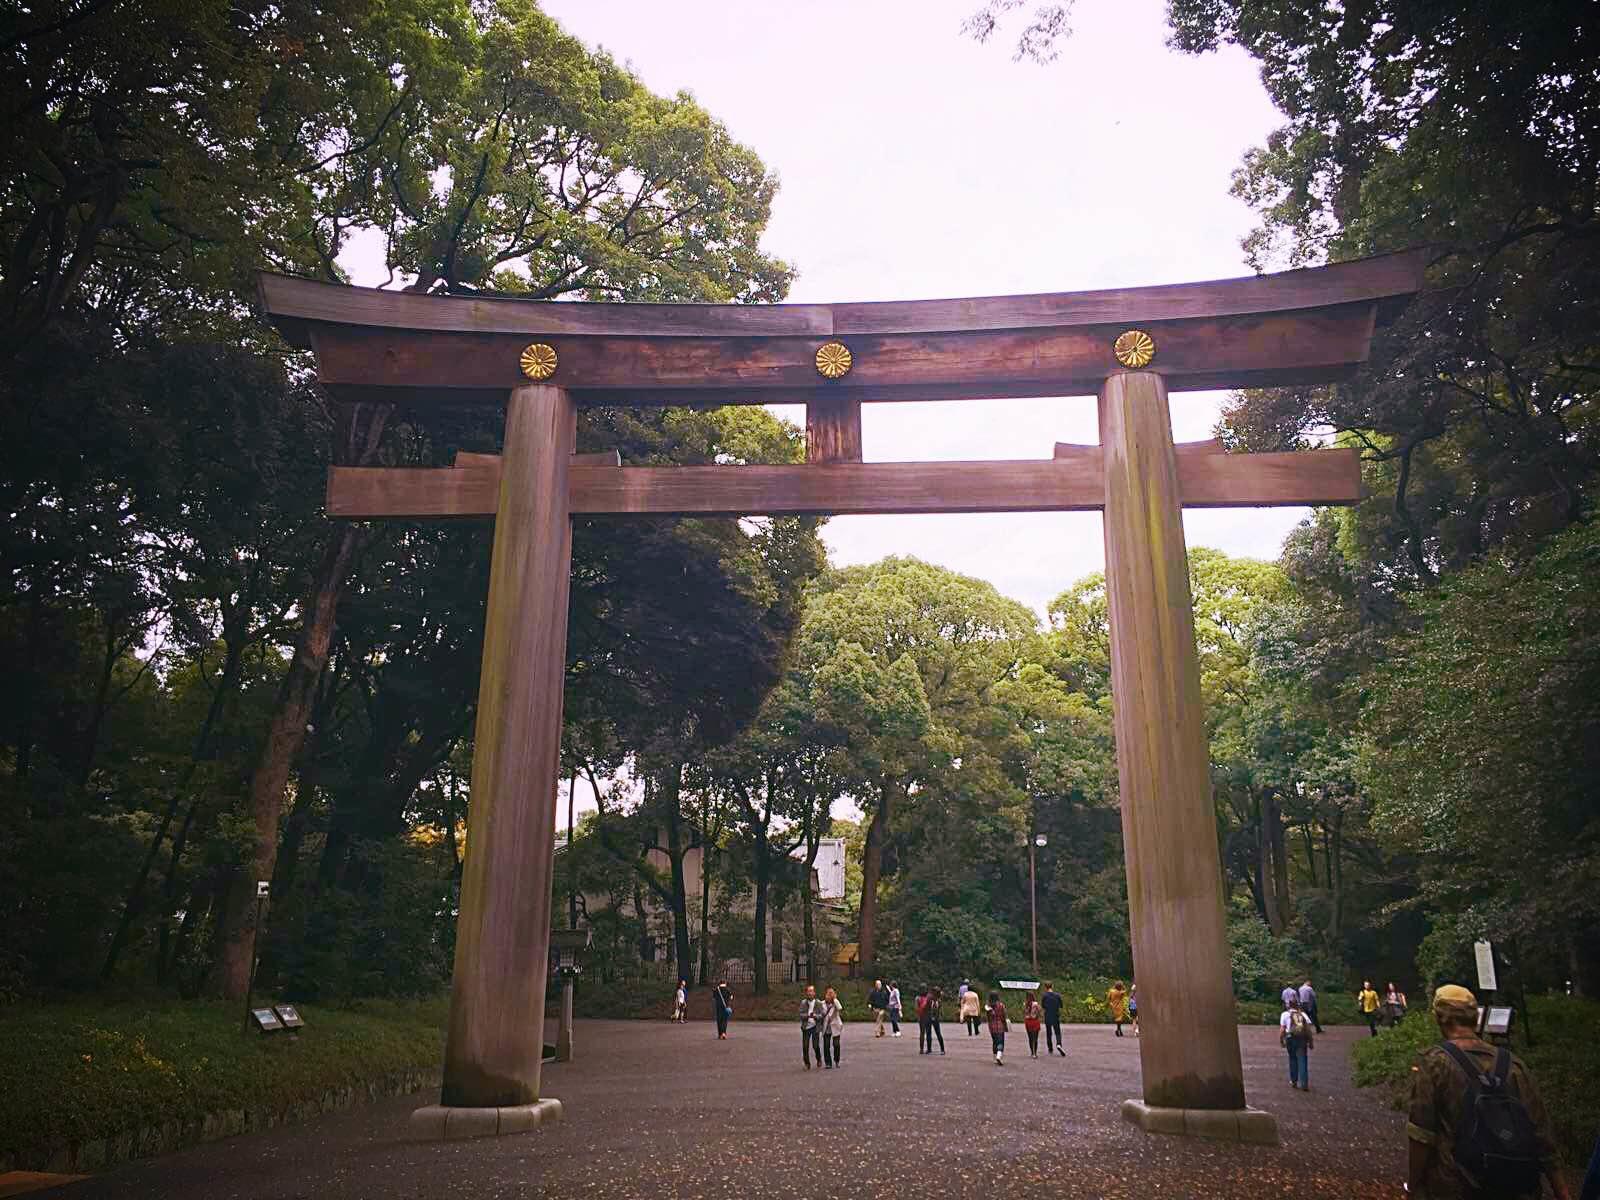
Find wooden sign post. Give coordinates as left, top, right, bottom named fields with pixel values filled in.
left=261, top=250, right=1425, bottom=1146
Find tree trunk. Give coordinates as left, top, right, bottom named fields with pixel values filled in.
left=568, top=768, right=578, bottom=930
left=752, top=853, right=769, bottom=995
left=698, top=801, right=712, bottom=988
left=1327, top=809, right=1344, bottom=941
left=803, top=813, right=821, bottom=986
left=858, top=780, right=891, bottom=972
left=1257, top=789, right=1288, bottom=935
left=662, top=766, right=694, bottom=986
left=100, top=635, right=245, bottom=982
left=211, top=403, right=388, bottom=1000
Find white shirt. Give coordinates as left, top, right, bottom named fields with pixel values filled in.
left=675, top=988, right=686, bottom=1004
left=1281, top=985, right=1298, bottom=1007
left=888, top=986, right=901, bottom=1011
left=1298, top=983, right=1315, bottom=1005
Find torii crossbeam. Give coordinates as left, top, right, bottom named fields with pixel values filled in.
left=261, top=249, right=1426, bottom=1144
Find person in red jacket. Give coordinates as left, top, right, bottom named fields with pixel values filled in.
left=1022, top=991, right=1043, bottom=1058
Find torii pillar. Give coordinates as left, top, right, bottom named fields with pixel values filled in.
left=1102, top=369, right=1273, bottom=1143
left=410, top=383, right=575, bottom=1139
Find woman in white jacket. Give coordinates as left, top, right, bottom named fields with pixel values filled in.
left=822, top=987, right=845, bottom=1068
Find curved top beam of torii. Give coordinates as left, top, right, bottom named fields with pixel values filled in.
left=259, top=248, right=1426, bottom=407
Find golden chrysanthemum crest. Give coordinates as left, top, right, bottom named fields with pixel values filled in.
left=815, top=341, right=853, bottom=379
left=519, top=343, right=559, bottom=380
left=1113, top=329, right=1156, bottom=369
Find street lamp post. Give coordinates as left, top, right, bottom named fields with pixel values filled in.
left=1030, top=832, right=1048, bottom=977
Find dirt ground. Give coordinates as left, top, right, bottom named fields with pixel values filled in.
left=42, top=1019, right=1407, bottom=1199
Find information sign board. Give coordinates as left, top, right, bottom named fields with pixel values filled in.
left=999, top=979, right=1041, bottom=992
left=251, top=1007, right=285, bottom=1033
left=1474, top=941, right=1498, bottom=992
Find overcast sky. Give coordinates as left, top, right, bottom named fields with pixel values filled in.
left=347, top=0, right=1310, bottom=823
left=339, top=0, right=1310, bottom=615
left=532, top=0, right=1305, bottom=617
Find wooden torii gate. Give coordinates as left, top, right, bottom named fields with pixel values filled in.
left=261, top=249, right=1424, bottom=1143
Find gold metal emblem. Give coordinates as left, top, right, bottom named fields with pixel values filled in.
left=1113, top=329, right=1156, bottom=369
left=815, top=341, right=853, bottom=379
left=519, top=343, right=559, bottom=380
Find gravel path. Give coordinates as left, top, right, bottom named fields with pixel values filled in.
left=43, top=1019, right=1405, bottom=1200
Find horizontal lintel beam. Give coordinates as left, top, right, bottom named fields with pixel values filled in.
left=304, top=302, right=1381, bottom=403
left=325, top=448, right=1362, bottom=520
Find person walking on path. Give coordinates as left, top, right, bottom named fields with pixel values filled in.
left=1385, top=981, right=1408, bottom=1026
left=1358, top=980, right=1382, bottom=1037
left=800, top=984, right=825, bottom=1069
left=1041, top=982, right=1066, bottom=1056
left=868, top=979, right=891, bottom=1037
left=888, top=981, right=903, bottom=1037
left=1106, top=981, right=1129, bottom=1037
left=986, top=990, right=1009, bottom=1066
left=1298, top=979, right=1322, bottom=1033
left=1022, top=992, right=1043, bottom=1058
left=919, top=986, right=946, bottom=1054
left=822, top=986, right=845, bottom=1068
left=713, top=979, right=734, bottom=1039
left=1128, top=984, right=1140, bottom=1037
left=1406, top=984, right=1569, bottom=1200
left=673, top=979, right=687, bottom=1023
left=1280, top=994, right=1314, bottom=1091
left=960, top=986, right=983, bottom=1035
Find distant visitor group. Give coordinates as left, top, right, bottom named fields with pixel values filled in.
left=670, top=977, right=1141, bottom=1067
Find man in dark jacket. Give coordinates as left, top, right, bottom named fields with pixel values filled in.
left=1040, top=982, right=1065, bottom=1057
left=869, top=979, right=890, bottom=1037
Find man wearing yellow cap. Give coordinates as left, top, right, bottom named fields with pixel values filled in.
left=1406, top=984, right=1568, bottom=1199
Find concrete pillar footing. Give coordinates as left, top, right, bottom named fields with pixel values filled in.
left=1121, top=1099, right=1278, bottom=1145
left=410, top=1099, right=563, bottom=1141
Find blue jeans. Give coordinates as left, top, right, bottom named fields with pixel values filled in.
left=1286, top=1037, right=1308, bottom=1087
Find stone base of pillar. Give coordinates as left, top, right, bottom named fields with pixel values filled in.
left=410, top=1099, right=564, bottom=1141
left=1120, top=1099, right=1278, bottom=1145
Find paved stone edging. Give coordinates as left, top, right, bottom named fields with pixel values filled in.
left=0, top=1067, right=442, bottom=1176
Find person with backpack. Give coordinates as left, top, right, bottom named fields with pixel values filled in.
left=712, top=979, right=734, bottom=1039
left=1406, top=984, right=1567, bottom=1200
left=800, top=984, right=825, bottom=1069
left=1279, top=994, right=1314, bottom=1090
left=1022, top=991, right=1043, bottom=1058
left=986, top=990, right=1009, bottom=1066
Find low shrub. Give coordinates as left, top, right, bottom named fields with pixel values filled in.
left=0, top=995, right=447, bottom=1167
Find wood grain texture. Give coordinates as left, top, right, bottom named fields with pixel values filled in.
left=440, top=384, right=575, bottom=1109
left=1099, top=370, right=1247, bottom=1112
left=452, top=450, right=620, bottom=469
left=261, top=249, right=1424, bottom=346
left=305, top=303, right=1380, bottom=402
left=806, top=395, right=863, bottom=463
left=326, top=448, right=1361, bottom=519
left=1058, top=438, right=1224, bottom=458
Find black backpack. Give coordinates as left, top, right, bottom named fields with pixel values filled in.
left=1439, top=1042, right=1544, bottom=1196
